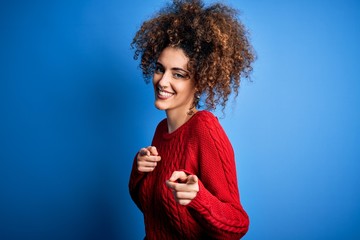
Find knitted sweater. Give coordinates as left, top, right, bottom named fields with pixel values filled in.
left=129, top=111, right=249, bottom=239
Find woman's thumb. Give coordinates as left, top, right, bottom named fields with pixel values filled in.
left=187, top=175, right=198, bottom=184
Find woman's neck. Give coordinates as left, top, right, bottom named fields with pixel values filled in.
left=166, top=108, right=198, bottom=133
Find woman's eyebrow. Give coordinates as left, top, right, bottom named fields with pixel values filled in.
left=155, top=61, right=163, bottom=67
left=171, top=67, right=190, bottom=74
left=156, top=62, right=189, bottom=73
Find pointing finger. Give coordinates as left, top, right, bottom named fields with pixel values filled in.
left=146, top=155, right=161, bottom=162
left=166, top=180, right=175, bottom=189
left=166, top=182, right=196, bottom=192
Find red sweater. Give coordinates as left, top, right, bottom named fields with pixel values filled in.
left=129, top=111, right=249, bottom=239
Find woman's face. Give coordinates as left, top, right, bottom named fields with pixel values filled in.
left=152, top=46, right=196, bottom=114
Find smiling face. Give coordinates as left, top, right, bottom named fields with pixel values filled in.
left=153, top=47, right=196, bottom=115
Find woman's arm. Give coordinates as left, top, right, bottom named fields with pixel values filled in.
left=128, top=154, right=146, bottom=211
left=128, top=146, right=161, bottom=211
left=192, top=120, right=248, bottom=239
left=183, top=114, right=249, bottom=239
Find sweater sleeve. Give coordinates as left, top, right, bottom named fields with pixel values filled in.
left=128, top=154, right=146, bottom=212
left=128, top=119, right=166, bottom=212
left=186, top=115, right=249, bottom=239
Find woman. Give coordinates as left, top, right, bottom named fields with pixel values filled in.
left=129, top=0, right=255, bottom=239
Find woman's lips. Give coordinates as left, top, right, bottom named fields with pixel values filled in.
left=157, top=88, right=175, bottom=99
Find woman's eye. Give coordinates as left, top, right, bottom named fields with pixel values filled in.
left=173, top=73, right=185, bottom=79
left=155, top=66, right=164, bottom=74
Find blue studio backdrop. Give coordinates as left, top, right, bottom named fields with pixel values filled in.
left=1, top=0, right=359, bottom=239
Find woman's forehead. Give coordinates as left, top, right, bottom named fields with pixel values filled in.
left=157, top=47, right=189, bottom=70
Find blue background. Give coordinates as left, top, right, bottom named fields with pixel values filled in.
left=1, top=0, right=359, bottom=239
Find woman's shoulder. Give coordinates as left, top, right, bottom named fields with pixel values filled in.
left=191, top=110, right=232, bottom=147
left=190, top=110, right=224, bottom=135
left=192, top=110, right=219, bottom=126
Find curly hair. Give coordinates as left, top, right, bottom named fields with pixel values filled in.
left=131, top=0, right=255, bottom=111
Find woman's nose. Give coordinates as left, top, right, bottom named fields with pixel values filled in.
left=158, top=71, right=171, bottom=87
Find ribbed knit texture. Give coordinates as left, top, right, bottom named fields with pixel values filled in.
left=129, top=111, right=249, bottom=239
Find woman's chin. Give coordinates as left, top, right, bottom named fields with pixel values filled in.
left=154, top=102, right=166, bottom=110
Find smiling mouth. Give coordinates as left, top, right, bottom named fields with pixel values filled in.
left=157, top=87, right=175, bottom=99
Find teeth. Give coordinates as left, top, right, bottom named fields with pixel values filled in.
left=159, top=89, right=174, bottom=98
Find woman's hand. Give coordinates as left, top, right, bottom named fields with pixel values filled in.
left=136, top=146, right=161, bottom=172
left=166, top=171, right=199, bottom=205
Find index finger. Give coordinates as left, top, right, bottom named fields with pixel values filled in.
left=146, top=155, right=161, bottom=162
left=166, top=181, right=191, bottom=192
